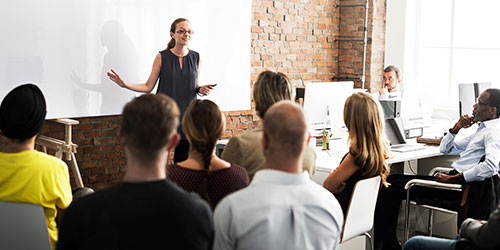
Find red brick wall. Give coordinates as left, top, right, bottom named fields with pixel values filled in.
left=336, top=0, right=386, bottom=90
left=3, top=0, right=387, bottom=190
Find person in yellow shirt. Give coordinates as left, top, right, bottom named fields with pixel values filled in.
left=0, top=84, right=73, bottom=249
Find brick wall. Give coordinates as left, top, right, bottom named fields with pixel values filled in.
left=336, top=0, right=386, bottom=90
left=2, top=0, right=387, bottom=190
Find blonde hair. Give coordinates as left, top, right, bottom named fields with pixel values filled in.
left=253, top=71, right=292, bottom=119
left=344, top=92, right=390, bottom=186
left=182, top=99, right=225, bottom=201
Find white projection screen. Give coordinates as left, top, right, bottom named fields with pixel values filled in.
left=0, top=0, right=251, bottom=119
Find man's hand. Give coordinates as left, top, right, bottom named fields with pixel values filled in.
left=436, top=173, right=465, bottom=184
left=450, top=115, right=475, bottom=134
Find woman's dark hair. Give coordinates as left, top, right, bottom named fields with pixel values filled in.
left=182, top=99, right=224, bottom=204
left=166, top=18, right=190, bottom=50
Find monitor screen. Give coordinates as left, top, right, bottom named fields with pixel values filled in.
left=384, top=117, right=406, bottom=146
left=459, top=83, right=491, bottom=116
left=303, top=81, right=354, bottom=130
left=379, top=100, right=401, bottom=118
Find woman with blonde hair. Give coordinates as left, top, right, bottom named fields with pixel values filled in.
left=323, top=91, right=390, bottom=214
left=167, top=99, right=249, bottom=209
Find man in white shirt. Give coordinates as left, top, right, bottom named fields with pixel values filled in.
left=378, top=65, right=402, bottom=100
left=375, top=88, right=500, bottom=250
left=213, top=101, right=343, bottom=250
left=436, top=88, right=500, bottom=183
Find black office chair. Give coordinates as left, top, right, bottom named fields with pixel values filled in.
left=404, top=166, right=500, bottom=242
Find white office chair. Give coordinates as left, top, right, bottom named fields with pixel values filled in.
left=0, top=200, right=51, bottom=250
left=340, top=176, right=381, bottom=250
left=403, top=167, right=463, bottom=242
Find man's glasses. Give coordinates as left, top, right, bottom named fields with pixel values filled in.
left=175, top=29, right=194, bottom=35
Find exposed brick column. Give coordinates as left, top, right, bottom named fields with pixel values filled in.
left=251, top=0, right=340, bottom=87
left=336, top=0, right=386, bottom=90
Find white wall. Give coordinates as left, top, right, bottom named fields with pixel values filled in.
left=0, top=0, right=252, bottom=119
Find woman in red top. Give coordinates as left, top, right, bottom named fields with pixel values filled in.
left=167, top=99, right=249, bottom=209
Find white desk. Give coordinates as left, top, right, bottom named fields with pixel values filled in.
left=311, top=139, right=443, bottom=184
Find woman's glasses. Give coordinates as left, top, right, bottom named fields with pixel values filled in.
left=175, top=29, right=194, bottom=35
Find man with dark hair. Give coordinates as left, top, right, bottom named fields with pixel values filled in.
left=214, top=101, right=343, bottom=250
left=57, top=94, right=214, bottom=250
left=375, top=88, right=500, bottom=250
left=0, top=84, right=73, bottom=249
left=378, top=65, right=402, bottom=99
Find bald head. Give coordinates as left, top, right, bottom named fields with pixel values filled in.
left=263, top=101, right=308, bottom=159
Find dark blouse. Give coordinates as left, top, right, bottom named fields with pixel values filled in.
left=167, top=163, right=249, bottom=209
left=158, top=49, right=199, bottom=138
left=334, top=153, right=364, bottom=217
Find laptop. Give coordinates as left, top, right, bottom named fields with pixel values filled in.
left=385, top=117, right=425, bottom=152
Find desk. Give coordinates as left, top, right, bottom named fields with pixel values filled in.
left=311, top=139, right=443, bottom=185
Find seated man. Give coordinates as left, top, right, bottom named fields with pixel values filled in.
left=0, top=84, right=73, bottom=250
left=57, top=94, right=214, bottom=250
left=378, top=65, right=402, bottom=100
left=374, top=88, right=500, bottom=250
left=403, top=203, right=500, bottom=250
left=214, top=101, right=343, bottom=250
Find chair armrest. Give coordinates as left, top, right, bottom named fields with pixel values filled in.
left=404, top=179, right=462, bottom=191
left=429, top=167, right=454, bottom=176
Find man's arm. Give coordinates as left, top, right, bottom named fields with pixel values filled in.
left=451, top=132, right=500, bottom=182
left=461, top=205, right=500, bottom=248
left=213, top=198, right=237, bottom=250
left=436, top=172, right=465, bottom=184
left=439, top=115, right=475, bottom=155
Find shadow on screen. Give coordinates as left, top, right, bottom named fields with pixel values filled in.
left=71, top=20, right=138, bottom=115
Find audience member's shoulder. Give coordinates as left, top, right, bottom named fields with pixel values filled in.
left=228, top=129, right=261, bottom=145
left=229, top=163, right=248, bottom=175
left=31, top=150, right=68, bottom=171
left=165, top=180, right=212, bottom=212
left=227, top=163, right=250, bottom=184
left=306, top=178, right=341, bottom=200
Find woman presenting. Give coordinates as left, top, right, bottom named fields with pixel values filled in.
left=107, top=18, right=214, bottom=162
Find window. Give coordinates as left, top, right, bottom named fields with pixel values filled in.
left=387, top=0, right=500, bottom=117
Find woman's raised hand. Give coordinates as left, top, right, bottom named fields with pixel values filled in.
left=107, top=69, right=126, bottom=88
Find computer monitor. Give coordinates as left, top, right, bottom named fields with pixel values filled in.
left=459, top=83, right=491, bottom=116
left=303, top=81, right=354, bottom=130
left=384, top=117, right=406, bottom=146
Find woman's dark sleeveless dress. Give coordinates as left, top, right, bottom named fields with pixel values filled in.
left=157, top=49, right=199, bottom=162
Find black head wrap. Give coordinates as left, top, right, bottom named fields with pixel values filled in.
left=0, top=84, right=47, bottom=140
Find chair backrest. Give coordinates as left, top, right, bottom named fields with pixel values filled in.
left=340, top=176, right=381, bottom=243
left=0, top=200, right=51, bottom=250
